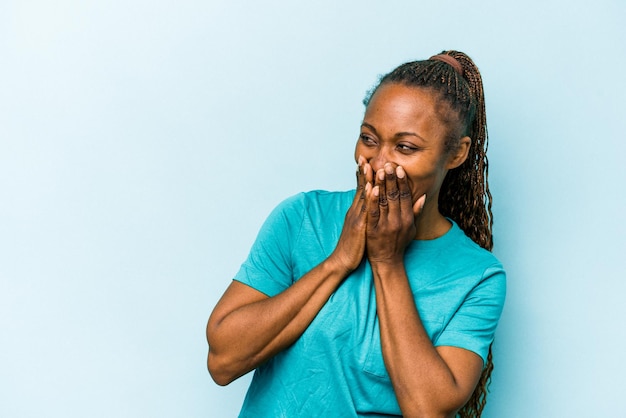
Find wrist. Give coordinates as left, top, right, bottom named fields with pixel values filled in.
left=369, top=257, right=405, bottom=274
left=325, top=252, right=358, bottom=278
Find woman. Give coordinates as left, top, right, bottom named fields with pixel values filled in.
left=207, top=50, right=506, bottom=418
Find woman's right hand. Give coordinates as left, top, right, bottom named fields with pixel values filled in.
left=328, top=155, right=373, bottom=274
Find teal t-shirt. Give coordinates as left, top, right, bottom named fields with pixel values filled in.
left=234, top=190, right=506, bottom=417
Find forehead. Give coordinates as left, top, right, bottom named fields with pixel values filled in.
left=363, top=83, right=448, bottom=139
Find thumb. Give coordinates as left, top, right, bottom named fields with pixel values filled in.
left=412, top=194, right=426, bottom=217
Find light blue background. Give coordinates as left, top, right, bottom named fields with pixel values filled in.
left=1, top=1, right=625, bottom=417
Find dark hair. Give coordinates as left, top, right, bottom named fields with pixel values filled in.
left=365, top=51, right=494, bottom=417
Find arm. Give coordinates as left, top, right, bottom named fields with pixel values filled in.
left=371, top=262, right=483, bottom=417
left=365, top=164, right=482, bottom=417
left=207, top=159, right=374, bottom=386
left=207, top=259, right=351, bottom=386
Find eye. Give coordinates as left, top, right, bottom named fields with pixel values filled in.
left=396, top=143, right=419, bottom=154
left=359, top=134, right=377, bottom=146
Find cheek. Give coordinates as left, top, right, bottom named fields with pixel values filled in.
left=404, top=165, right=445, bottom=196
left=353, top=143, right=360, bottom=162
left=354, top=142, right=376, bottom=165
left=354, top=141, right=364, bottom=162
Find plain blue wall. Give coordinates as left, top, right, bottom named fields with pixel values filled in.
left=1, top=0, right=625, bottom=417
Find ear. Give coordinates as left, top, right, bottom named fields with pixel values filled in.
left=445, top=136, right=471, bottom=169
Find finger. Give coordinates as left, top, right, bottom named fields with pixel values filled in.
left=375, top=168, right=388, bottom=214
left=384, top=163, right=400, bottom=214
left=350, top=158, right=369, bottom=219
left=356, top=163, right=374, bottom=215
left=364, top=161, right=373, bottom=185
left=367, top=183, right=380, bottom=229
left=396, top=166, right=414, bottom=220
left=360, top=182, right=372, bottom=215
left=356, top=155, right=367, bottom=200
left=413, top=193, right=427, bottom=217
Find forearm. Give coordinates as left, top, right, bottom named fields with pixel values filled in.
left=371, top=262, right=468, bottom=417
left=207, top=257, right=348, bottom=385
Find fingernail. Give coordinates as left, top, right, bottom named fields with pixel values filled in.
left=396, top=166, right=405, bottom=179
left=384, top=163, right=394, bottom=174
left=377, top=169, right=385, bottom=181
left=358, top=155, right=365, bottom=166
left=373, top=186, right=379, bottom=197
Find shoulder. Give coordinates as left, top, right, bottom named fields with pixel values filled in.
left=414, top=221, right=503, bottom=270
left=452, top=227, right=507, bottom=302
left=437, top=222, right=506, bottom=296
left=272, top=189, right=355, bottom=219
left=259, top=189, right=355, bottom=237
left=293, top=189, right=355, bottom=206
left=450, top=223, right=504, bottom=269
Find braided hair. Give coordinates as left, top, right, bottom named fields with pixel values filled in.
left=364, top=51, right=494, bottom=417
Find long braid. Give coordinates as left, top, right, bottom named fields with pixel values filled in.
left=364, top=51, right=495, bottom=417
left=439, top=51, right=493, bottom=252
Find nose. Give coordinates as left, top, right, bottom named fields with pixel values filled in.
left=368, top=148, right=395, bottom=173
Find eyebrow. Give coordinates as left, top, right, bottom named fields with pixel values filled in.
left=361, top=122, right=428, bottom=142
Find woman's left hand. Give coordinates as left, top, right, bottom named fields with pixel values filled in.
left=365, top=163, right=426, bottom=265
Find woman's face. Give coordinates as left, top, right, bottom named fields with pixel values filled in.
left=354, top=83, right=468, bottom=205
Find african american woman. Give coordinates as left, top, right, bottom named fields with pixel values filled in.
left=206, top=50, right=506, bottom=418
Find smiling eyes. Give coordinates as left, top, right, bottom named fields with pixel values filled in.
left=359, top=134, right=420, bottom=154
left=359, top=134, right=376, bottom=146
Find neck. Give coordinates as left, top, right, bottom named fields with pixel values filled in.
left=414, top=197, right=452, bottom=240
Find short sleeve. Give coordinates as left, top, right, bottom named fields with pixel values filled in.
left=435, top=264, right=506, bottom=365
left=232, top=193, right=306, bottom=297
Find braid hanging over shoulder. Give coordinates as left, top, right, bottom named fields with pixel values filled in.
left=437, top=51, right=493, bottom=253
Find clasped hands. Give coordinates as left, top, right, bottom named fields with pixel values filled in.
left=331, top=156, right=426, bottom=274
